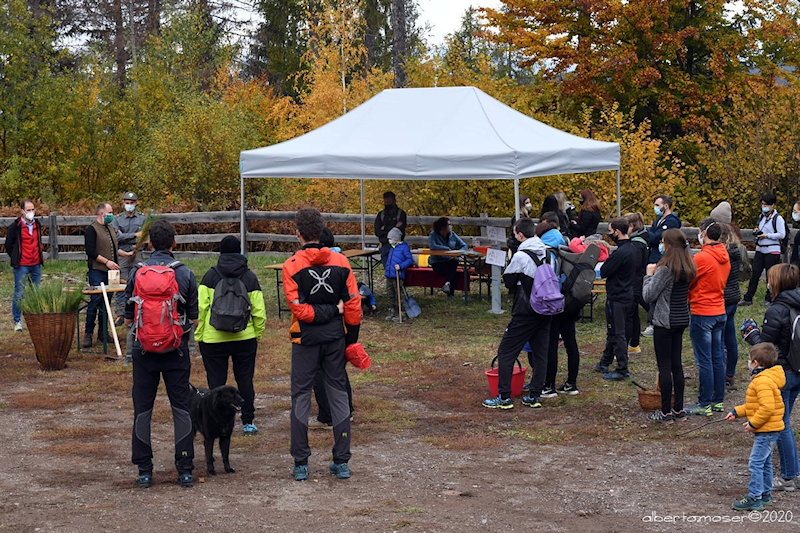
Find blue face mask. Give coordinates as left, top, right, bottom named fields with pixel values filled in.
left=762, top=206, right=771, bottom=214
left=654, top=206, right=663, bottom=216
left=658, top=243, right=664, bottom=255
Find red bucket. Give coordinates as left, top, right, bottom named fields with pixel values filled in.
left=485, top=356, right=528, bottom=398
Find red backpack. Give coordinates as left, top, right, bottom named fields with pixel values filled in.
left=131, top=261, right=185, bottom=353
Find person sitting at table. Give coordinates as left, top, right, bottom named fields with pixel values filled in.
left=428, top=217, right=467, bottom=300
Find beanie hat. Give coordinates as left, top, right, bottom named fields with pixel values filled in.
left=710, top=201, right=732, bottom=224
left=219, top=235, right=241, bottom=254
left=387, top=228, right=403, bottom=241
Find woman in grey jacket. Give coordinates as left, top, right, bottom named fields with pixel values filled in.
left=642, top=229, right=697, bottom=422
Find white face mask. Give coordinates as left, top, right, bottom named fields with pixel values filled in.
left=793, top=212, right=800, bottom=223
left=698, top=233, right=704, bottom=245
left=524, top=203, right=532, bottom=211
left=24, top=211, right=35, bottom=221
left=124, top=204, right=136, bottom=213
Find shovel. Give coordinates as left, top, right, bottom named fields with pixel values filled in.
left=403, top=286, right=421, bottom=318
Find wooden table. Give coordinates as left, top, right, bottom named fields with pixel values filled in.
left=78, top=284, right=127, bottom=356
left=413, top=249, right=486, bottom=304
left=342, top=248, right=381, bottom=291
left=264, top=263, right=289, bottom=318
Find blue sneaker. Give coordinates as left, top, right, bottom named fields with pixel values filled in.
left=243, top=423, right=258, bottom=436
left=761, top=493, right=773, bottom=506
left=137, top=471, right=152, bottom=489
left=521, top=395, right=542, bottom=408
left=686, top=403, right=713, bottom=417
left=293, top=464, right=308, bottom=481
left=329, top=462, right=351, bottom=479
left=178, top=473, right=193, bottom=488
left=732, top=495, right=762, bottom=511
left=522, top=383, right=530, bottom=392
left=594, top=363, right=609, bottom=373
left=483, top=395, right=514, bottom=409
left=602, top=370, right=629, bottom=381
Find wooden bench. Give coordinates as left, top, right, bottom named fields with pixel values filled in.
left=404, top=266, right=470, bottom=293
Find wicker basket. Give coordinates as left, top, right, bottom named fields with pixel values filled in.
left=636, top=375, right=676, bottom=411
left=24, top=312, right=77, bottom=371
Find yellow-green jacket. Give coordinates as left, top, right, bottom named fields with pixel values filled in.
left=733, top=365, right=786, bottom=433
left=196, top=254, right=266, bottom=343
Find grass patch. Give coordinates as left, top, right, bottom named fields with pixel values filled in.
left=493, top=426, right=566, bottom=444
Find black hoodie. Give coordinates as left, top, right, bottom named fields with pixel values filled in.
left=749, top=288, right=800, bottom=370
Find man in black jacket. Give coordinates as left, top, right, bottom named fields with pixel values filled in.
left=374, top=191, right=407, bottom=267
left=596, top=218, right=638, bottom=380
left=6, top=200, right=44, bottom=332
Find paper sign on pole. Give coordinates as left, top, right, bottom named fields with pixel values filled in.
left=486, top=248, right=506, bottom=267
left=486, top=226, right=506, bottom=243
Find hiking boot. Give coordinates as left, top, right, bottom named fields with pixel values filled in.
left=603, top=370, right=629, bottom=381
left=725, top=375, right=736, bottom=389
left=178, top=473, right=193, bottom=488
left=671, top=409, right=689, bottom=421
left=540, top=386, right=557, bottom=399
left=243, top=423, right=258, bottom=436
left=522, top=383, right=531, bottom=392
left=594, top=362, right=609, bottom=373
left=648, top=410, right=674, bottom=423
left=628, top=345, right=641, bottom=354
left=123, top=355, right=132, bottom=367
left=293, top=464, right=308, bottom=481
left=732, top=495, right=762, bottom=511
left=385, top=313, right=396, bottom=321
left=13, top=321, right=23, bottom=332
left=137, top=471, right=153, bottom=489
left=761, top=493, right=773, bottom=506
left=82, top=335, right=93, bottom=348
left=521, top=395, right=542, bottom=408
left=483, top=395, right=514, bottom=409
left=686, top=404, right=713, bottom=416
left=711, top=402, right=725, bottom=412
left=737, top=299, right=753, bottom=307
left=308, top=417, right=331, bottom=430
left=642, top=325, right=654, bottom=337
left=441, top=281, right=451, bottom=294
left=774, top=477, right=797, bottom=492
left=556, top=382, right=579, bottom=395
left=329, top=462, right=351, bottom=479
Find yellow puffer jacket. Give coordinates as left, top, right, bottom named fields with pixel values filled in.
left=733, top=365, right=786, bottom=433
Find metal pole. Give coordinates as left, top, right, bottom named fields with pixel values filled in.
left=240, top=172, right=246, bottom=255
left=360, top=179, right=366, bottom=249
left=616, top=169, right=621, bottom=217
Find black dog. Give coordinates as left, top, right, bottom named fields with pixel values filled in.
left=190, top=384, right=245, bottom=476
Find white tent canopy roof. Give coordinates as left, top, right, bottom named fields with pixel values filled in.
left=239, top=86, right=620, bottom=180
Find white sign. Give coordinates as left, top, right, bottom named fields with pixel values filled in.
left=486, top=248, right=506, bottom=267
left=486, top=226, right=506, bottom=243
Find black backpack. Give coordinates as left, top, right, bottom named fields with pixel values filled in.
left=209, top=267, right=251, bottom=333
left=558, top=243, right=601, bottom=317
left=787, top=307, right=800, bottom=372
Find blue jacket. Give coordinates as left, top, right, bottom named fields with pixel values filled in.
left=648, top=212, right=681, bottom=263
left=385, top=241, right=414, bottom=279
left=428, top=231, right=467, bottom=264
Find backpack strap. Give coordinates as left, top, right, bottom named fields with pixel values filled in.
left=522, top=249, right=545, bottom=267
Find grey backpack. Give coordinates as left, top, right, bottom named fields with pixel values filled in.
left=209, top=267, right=251, bottom=333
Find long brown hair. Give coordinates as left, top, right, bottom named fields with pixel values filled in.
left=657, top=229, right=697, bottom=282
left=579, top=188, right=601, bottom=214
left=719, top=222, right=741, bottom=247
left=767, top=263, right=799, bottom=297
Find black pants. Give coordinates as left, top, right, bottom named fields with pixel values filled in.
left=544, top=312, right=580, bottom=388
left=496, top=314, right=551, bottom=398
left=199, top=338, right=258, bottom=425
left=290, top=338, right=351, bottom=465
left=431, top=260, right=458, bottom=295
left=653, top=326, right=686, bottom=414
left=314, top=367, right=353, bottom=425
left=626, top=293, right=649, bottom=347
left=131, top=338, right=194, bottom=474
left=599, top=300, right=631, bottom=373
left=85, top=268, right=108, bottom=337
left=744, top=251, right=782, bottom=302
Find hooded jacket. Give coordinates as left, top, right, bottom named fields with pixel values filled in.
left=384, top=241, right=414, bottom=279
left=283, top=243, right=361, bottom=346
left=427, top=230, right=467, bottom=264
left=688, top=242, right=730, bottom=316
left=648, top=212, right=681, bottom=263
left=629, top=229, right=650, bottom=298
left=196, top=253, right=267, bottom=344
left=643, top=267, right=691, bottom=330
left=503, top=236, right=548, bottom=318
left=733, top=365, right=786, bottom=433
left=600, top=239, right=637, bottom=302
left=724, top=245, right=742, bottom=306
left=747, top=288, right=800, bottom=370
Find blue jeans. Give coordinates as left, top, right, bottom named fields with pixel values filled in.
left=689, top=313, right=726, bottom=406
left=12, top=264, right=42, bottom=323
left=777, top=369, right=800, bottom=480
left=724, top=304, right=739, bottom=377
left=85, top=269, right=109, bottom=336
left=748, top=431, right=780, bottom=499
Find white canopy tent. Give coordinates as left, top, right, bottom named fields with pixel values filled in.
left=239, top=85, right=621, bottom=250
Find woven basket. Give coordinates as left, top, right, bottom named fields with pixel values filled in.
left=636, top=375, right=676, bottom=411
left=24, top=312, right=77, bottom=371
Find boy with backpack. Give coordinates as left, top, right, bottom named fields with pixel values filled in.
left=385, top=227, right=414, bottom=322
left=594, top=218, right=637, bottom=381
left=124, top=219, right=199, bottom=489
left=196, top=235, right=266, bottom=436
left=483, top=218, right=556, bottom=410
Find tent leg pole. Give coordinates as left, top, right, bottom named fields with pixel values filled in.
left=240, top=175, right=246, bottom=255
left=360, top=179, right=366, bottom=250
left=616, top=169, right=621, bottom=217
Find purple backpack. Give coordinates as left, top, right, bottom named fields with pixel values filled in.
left=523, top=250, right=565, bottom=315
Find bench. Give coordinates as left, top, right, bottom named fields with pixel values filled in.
left=404, top=266, right=470, bottom=293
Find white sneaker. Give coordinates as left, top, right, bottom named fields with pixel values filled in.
left=441, top=282, right=451, bottom=294
left=14, top=321, right=23, bottom=332
left=642, top=325, right=654, bottom=337
left=774, top=477, right=797, bottom=492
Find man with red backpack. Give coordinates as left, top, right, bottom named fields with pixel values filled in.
left=124, top=219, right=199, bottom=489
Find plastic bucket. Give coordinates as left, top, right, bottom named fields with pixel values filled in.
left=485, top=356, right=528, bottom=397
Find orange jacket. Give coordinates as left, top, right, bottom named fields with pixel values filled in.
left=734, top=365, right=785, bottom=433
left=689, top=242, right=730, bottom=316
left=282, top=244, right=362, bottom=345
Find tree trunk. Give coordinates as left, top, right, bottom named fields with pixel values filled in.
left=391, top=0, right=406, bottom=88
left=147, top=0, right=161, bottom=35
left=113, top=0, right=128, bottom=90
left=364, top=0, right=379, bottom=74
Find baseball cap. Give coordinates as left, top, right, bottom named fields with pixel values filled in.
left=123, top=192, right=137, bottom=201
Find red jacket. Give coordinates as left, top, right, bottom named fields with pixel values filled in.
left=5, top=217, right=44, bottom=268
left=689, top=242, right=730, bottom=316
left=282, top=244, right=362, bottom=346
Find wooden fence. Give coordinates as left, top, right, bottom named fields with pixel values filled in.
left=0, top=210, right=795, bottom=261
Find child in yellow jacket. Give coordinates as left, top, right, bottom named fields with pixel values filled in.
left=726, top=342, right=786, bottom=511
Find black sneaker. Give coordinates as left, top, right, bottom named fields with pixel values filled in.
left=540, top=386, right=557, bottom=399
left=737, top=299, right=753, bottom=307
left=556, top=382, right=579, bottom=395
left=178, top=473, right=193, bottom=488
left=82, top=335, right=93, bottom=349
left=137, top=471, right=153, bottom=489
left=671, top=409, right=689, bottom=421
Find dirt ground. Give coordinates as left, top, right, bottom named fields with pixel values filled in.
left=1, top=306, right=799, bottom=532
